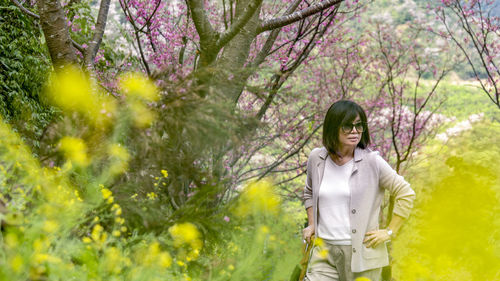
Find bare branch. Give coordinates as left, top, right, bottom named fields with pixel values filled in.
left=84, top=0, right=111, bottom=66
left=120, top=0, right=151, bottom=75
left=257, top=0, right=343, bottom=33
left=256, top=124, right=321, bottom=181
left=250, top=0, right=303, bottom=67
left=11, top=0, right=39, bottom=19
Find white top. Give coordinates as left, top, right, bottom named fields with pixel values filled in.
left=317, top=156, right=353, bottom=245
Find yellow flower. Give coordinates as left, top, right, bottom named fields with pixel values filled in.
left=112, top=230, right=121, bottom=237
left=318, top=248, right=329, bottom=259
left=82, top=237, right=92, bottom=243
left=5, top=232, right=19, bottom=248
left=147, top=192, right=158, bottom=200
left=10, top=254, right=24, bottom=272
left=355, top=278, right=372, bottom=281
left=101, top=188, right=114, bottom=203
left=168, top=222, right=203, bottom=256
left=104, top=247, right=122, bottom=274
left=234, top=179, right=281, bottom=217
left=129, top=101, right=156, bottom=128
left=58, top=137, right=89, bottom=166
left=42, top=220, right=59, bottom=233
left=119, top=72, right=159, bottom=102
left=108, top=144, right=129, bottom=160
left=161, top=169, right=168, bottom=178
left=111, top=204, right=122, bottom=215
left=259, top=225, right=270, bottom=234
left=158, top=252, right=172, bottom=268
left=91, top=224, right=107, bottom=244
left=46, top=65, right=114, bottom=126
left=313, top=237, right=324, bottom=247
left=33, top=253, right=61, bottom=264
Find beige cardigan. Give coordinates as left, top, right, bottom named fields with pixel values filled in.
left=303, top=147, right=415, bottom=272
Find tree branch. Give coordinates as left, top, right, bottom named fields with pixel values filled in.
left=257, top=0, right=343, bottom=33
left=11, top=0, right=39, bottom=19
left=215, top=0, right=263, bottom=49
left=12, top=0, right=84, bottom=55
left=185, top=0, right=217, bottom=44
left=84, top=0, right=111, bottom=66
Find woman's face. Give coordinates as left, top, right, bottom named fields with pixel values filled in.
left=338, top=115, right=363, bottom=149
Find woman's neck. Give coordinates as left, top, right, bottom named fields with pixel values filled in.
left=334, top=145, right=355, bottom=159
left=330, top=144, right=355, bottom=162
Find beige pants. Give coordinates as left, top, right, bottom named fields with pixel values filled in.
left=304, top=244, right=382, bottom=281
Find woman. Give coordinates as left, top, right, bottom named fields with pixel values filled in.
left=302, top=100, right=415, bottom=281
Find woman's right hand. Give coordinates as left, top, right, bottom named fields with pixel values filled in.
left=302, top=225, right=315, bottom=244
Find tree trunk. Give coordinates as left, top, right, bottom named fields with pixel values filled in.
left=214, top=1, right=262, bottom=102
left=37, top=0, right=78, bottom=68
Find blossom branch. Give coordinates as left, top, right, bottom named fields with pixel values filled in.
left=257, top=0, right=343, bottom=33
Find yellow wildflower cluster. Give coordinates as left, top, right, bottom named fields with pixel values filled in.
left=101, top=186, right=114, bottom=204
left=119, top=72, right=159, bottom=128
left=161, top=169, right=168, bottom=178
left=58, top=136, right=89, bottom=166
left=46, top=64, right=115, bottom=126
left=91, top=224, right=108, bottom=246
left=234, top=179, right=281, bottom=217
left=119, top=72, right=159, bottom=102
left=29, top=237, right=63, bottom=280
left=103, top=246, right=132, bottom=274
left=168, top=222, right=203, bottom=262
left=134, top=241, right=172, bottom=270
left=147, top=192, right=158, bottom=200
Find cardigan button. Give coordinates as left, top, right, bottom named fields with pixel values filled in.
left=352, top=248, right=356, bottom=253
left=352, top=229, right=356, bottom=234
left=351, top=209, right=356, bottom=214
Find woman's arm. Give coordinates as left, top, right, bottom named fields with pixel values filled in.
left=376, top=154, right=416, bottom=219
left=363, top=214, right=404, bottom=248
left=302, top=152, right=315, bottom=243
left=303, top=207, right=315, bottom=243
left=364, top=154, right=416, bottom=248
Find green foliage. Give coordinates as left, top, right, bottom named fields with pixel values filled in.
left=436, top=82, right=499, bottom=121
left=0, top=66, right=303, bottom=281
left=0, top=0, right=55, bottom=150
left=392, top=120, right=500, bottom=280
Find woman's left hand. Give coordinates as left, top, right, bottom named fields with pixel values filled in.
left=363, top=229, right=391, bottom=248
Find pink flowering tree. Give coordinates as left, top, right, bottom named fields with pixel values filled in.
left=435, top=0, right=500, bottom=109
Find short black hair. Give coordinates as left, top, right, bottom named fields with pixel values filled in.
left=322, top=100, right=371, bottom=154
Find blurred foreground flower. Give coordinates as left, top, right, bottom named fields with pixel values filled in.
left=58, top=137, right=89, bottom=166
left=119, top=72, right=159, bottom=102
left=234, top=179, right=281, bottom=217
left=168, top=222, right=203, bottom=261
left=119, top=72, right=159, bottom=128
left=45, top=64, right=116, bottom=126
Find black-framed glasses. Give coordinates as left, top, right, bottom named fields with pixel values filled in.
left=341, top=122, right=365, bottom=134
